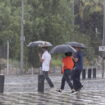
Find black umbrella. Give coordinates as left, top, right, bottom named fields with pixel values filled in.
left=50, top=44, right=76, bottom=54
left=66, top=41, right=86, bottom=48
left=27, top=40, right=53, bottom=47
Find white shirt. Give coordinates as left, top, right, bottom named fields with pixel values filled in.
left=41, top=51, right=51, bottom=71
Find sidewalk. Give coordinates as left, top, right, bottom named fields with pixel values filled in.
left=0, top=75, right=105, bottom=105
left=0, top=90, right=105, bottom=105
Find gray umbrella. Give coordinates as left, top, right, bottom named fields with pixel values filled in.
left=27, top=40, right=53, bottom=47
left=50, top=44, right=76, bottom=54
left=66, top=41, right=86, bottom=48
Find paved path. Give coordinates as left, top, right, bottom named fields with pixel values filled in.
left=0, top=75, right=105, bottom=105
left=0, top=90, right=105, bottom=105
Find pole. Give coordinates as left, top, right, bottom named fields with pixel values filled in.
left=102, top=2, right=105, bottom=78
left=7, top=40, right=9, bottom=75
left=72, top=0, right=74, bottom=25
left=20, top=0, right=25, bottom=74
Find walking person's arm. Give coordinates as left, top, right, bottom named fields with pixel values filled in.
left=38, top=53, right=44, bottom=62
left=48, top=60, right=52, bottom=73
left=72, top=56, right=78, bottom=62
left=61, top=60, right=64, bottom=74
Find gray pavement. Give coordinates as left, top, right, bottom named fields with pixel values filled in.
left=0, top=90, right=105, bottom=105
left=1, top=74, right=105, bottom=105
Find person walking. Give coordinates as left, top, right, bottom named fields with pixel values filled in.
left=38, top=47, right=54, bottom=90
left=72, top=47, right=84, bottom=91
left=57, top=52, right=76, bottom=93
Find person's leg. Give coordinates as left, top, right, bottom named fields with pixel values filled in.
left=72, top=69, right=82, bottom=90
left=72, top=70, right=76, bottom=89
left=43, top=71, right=54, bottom=88
left=76, top=70, right=83, bottom=90
left=64, top=70, right=74, bottom=89
left=72, top=69, right=79, bottom=90
left=60, top=75, right=66, bottom=90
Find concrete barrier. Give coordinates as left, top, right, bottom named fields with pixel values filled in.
left=88, top=68, right=92, bottom=79
left=82, top=68, right=97, bottom=79
left=0, top=74, right=5, bottom=93
left=93, top=68, right=96, bottom=78
left=82, top=69, right=86, bottom=79
left=38, top=74, right=44, bottom=93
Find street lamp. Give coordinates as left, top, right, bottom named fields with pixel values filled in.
left=20, top=0, right=25, bottom=74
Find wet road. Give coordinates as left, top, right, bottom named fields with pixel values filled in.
left=0, top=90, right=105, bottom=105
left=1, top=74, right=105, bottom=105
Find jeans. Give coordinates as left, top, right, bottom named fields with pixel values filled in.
left=43, top=71, right=54, bottom=88
left=72, top=69, right=82, bottom=90
left=60, top=69, right=73, bottom=90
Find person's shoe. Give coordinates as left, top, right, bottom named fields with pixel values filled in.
left=56, top=89, right=63, bottom=93
left=71, top=89, right=77, bottom=94
left=76, top=85, right=83, bottom=91
left=80, top=85, right=83, bottom=90
left=81, top=85, right=83, bottom=88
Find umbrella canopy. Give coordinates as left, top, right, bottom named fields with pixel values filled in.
left=66, top=42, right=86, bottom=48
left=27, top=40, right=53, bottom=47
left=50, top=44, right=76, bottom=54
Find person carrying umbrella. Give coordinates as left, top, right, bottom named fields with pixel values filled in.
left=66, top=42, right=86, bottom=91
left=72, top=47, right=84, bottom=91
left=38, top=46, right=54, bottom=90
left=57, top=52, right=76, bottom=93
left=50, top=44, right=77, bottom=93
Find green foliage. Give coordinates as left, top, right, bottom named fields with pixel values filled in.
left=0, top=0, right=104, bottom=67
left=74, top=0, right=103, bottom=56
left=52, top=58, right=62, bottom=67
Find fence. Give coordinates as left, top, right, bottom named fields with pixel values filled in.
left=0, top=42, right=21, bottom=75
left=0, top=41, right=41, bottom=75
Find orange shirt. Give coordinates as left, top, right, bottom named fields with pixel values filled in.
left=62, top=56, right=74, bottom=73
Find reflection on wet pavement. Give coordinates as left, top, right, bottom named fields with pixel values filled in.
left=0, top=90, right=105, bottom=105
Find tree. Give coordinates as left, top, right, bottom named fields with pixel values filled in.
left=74, top=0, right=103, bottom=55
left=0, top=0, right=102, bottom=68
